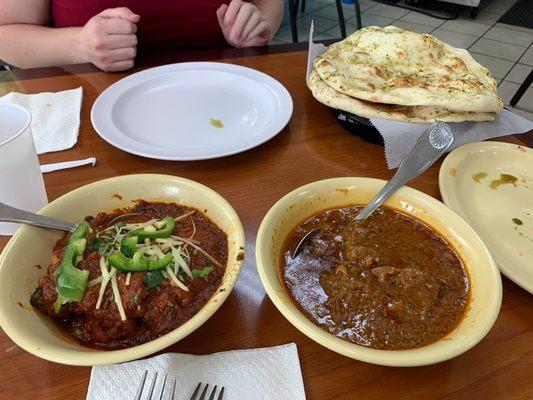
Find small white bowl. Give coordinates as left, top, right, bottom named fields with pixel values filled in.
left=0, top=174, right=245, bottom=365
left=256, top=177, right=502, bottom=367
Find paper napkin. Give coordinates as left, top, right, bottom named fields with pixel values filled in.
left=371, top=110, right=533, bottom=168
left=86, top=343, right=306, bottom=400
left=0, top=87, right=83, bottom=154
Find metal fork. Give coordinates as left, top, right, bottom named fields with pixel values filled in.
left=188, top=382, right=225, bottom=400
left=134, top=371, right=175, bottom=400
left=134, top=371, right=225, bottom=400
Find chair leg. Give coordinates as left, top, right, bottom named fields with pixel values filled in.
left=354, top=0, right=362, bottom=31
left=288, top=0, right=299, bottom=42
left=510, top=69, right=533, bottom=107
left=301, top=0, right=306, bottom=13
left=336, top=0, right=347, bottom=38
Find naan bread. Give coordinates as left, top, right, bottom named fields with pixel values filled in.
left=314, top=26, right=503, bottom=113
left=308, top=69, right=495, bottom=122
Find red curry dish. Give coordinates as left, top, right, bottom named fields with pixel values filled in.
left=281, top=206, right=469, bottom=350
left=30, top=201, right=228, bottom=350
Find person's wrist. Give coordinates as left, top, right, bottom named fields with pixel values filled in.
left=69, top=27, right=90, bottom=64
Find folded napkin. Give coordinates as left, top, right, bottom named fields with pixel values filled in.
left=87, top=343, right=306, bottom=400
left=40, top=157, right=96, bottom=173
left=0, top=87, right=82, bottom=154
left=371, top=109, right=533, bottom=168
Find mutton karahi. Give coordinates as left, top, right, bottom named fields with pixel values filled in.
left=30, top=201, right=228, bottom=350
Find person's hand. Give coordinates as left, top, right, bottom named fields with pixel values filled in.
left=76, top=7, right=139, bottom=72
left=216, top=0, right=271, bottom=48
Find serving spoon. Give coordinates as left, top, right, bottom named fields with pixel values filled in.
left=290, top=121, right=455, bottom=259
left=0, top=202, right=141, bottom=233
left=0, top=202, right=77, bottom=232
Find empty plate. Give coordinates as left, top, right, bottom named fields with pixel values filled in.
left=439, top=141, right=533, bottom=293
left=91, top=62, right=293, bottom=160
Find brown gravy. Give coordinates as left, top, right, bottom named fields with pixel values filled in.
left=281, top=206, right=469, bottom=350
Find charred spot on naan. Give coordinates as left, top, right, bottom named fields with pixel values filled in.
left=393, top=75, right=428, bottom=89
left=374, top=66, right=388, bottom=80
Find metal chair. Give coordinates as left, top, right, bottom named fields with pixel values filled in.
left=510, top=69, right=533, bottom=109
left=287, top=0, right=362, bottom=42
left=0, top=60, right=10, bottom=71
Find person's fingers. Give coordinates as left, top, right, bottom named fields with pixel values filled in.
left=241, top=10, right=261, bottom=41
left=229, top=4, right=254, bottom=44
left=245, top=20, right=269, bottom=40
left=107, top=47, right=137, bottom=62
left=101, top=17, right=137, bottom=34
left=242, top=21, right=270, bottom=46
left=242, top=34, right=269, bottom=47
left=105, top=34, right=138, bottom=50
left=105, top=59, right=135, bottom=72
left=216, top=4, right=228, bottom=27
left=98, top=7, right=140, bottom=23
left=224, top=0, right=244, bottom=26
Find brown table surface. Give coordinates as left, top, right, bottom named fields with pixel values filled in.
left=0, top=44, right=532, bottom=400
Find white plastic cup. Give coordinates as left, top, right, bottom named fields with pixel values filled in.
left=0, top=103, right=48, bottom=235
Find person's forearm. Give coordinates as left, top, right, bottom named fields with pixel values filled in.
left=0, top=24, right=86, bottom=68
left=253, top=0, right=283, bottom=39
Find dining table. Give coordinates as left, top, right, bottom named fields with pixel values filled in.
left=0, top=42, right=532, bottom=400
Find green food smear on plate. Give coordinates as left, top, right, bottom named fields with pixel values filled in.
left=210, top=118, right=224, bottom=129
left=489, top=174, right=518, bottom=190
left=472, top=172, right=487, bottom=183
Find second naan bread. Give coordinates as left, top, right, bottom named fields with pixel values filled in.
left=308, top=69, right=495, bottom=123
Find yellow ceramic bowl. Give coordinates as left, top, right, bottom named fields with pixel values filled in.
left=256, top=177, right=502, bottom=367
left=0, top=174, right=245, bottom=365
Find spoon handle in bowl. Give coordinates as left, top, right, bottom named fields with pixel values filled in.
left=355, top=122, right=454, bottom=221
left=0, top=202, right=77, bottom=232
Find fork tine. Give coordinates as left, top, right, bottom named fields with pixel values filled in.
left=133, top=370, right=148, bottom=400
left=198, top=384, right=209, bottom=400
left=169, top=377, right=176, bottom=400
left=217, top=387, right=225, bottom=400
left=156, top=373, right=167, bottom=400
left=146, top=372, right=158, bottom=400
left=188, top=382, right=202, bottom=400
left=208, top=385, right=218, bottom=400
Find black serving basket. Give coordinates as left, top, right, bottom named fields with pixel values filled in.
left=329, top=108, right=384, bottom=145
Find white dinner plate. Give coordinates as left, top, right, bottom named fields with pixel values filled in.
left=91, top=62, right=293, bottom=160
left=439, top=141, right=533, bottom=294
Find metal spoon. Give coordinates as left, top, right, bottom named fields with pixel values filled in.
left=0, top=201, right=76, bottom=232
left=290, top=121, right=455, bottom=259
left=0, top=202, right=142, bottom=233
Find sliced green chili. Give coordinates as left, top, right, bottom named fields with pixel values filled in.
left=108, top=251, right=173, bottom=272
left=120, top=236, right=138, bottom=257
left=54, top=222, right=90, bottom=312
left=128, top=216, right=175, bottom=241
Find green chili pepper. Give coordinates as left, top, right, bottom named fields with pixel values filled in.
left=108, top=251, right=173, bottom=272
left=129, top=216, right=175, bottom=241
left=54, top=222, right=90, bottom=312
left=120, top=235, right=138, bottom=257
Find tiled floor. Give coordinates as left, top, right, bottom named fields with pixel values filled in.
left=273, top=0, right=533, bottom=121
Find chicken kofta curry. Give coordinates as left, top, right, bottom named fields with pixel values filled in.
left=31, top=201, right=228, bottom=350
left=281, top=206, right=469, bottom=350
